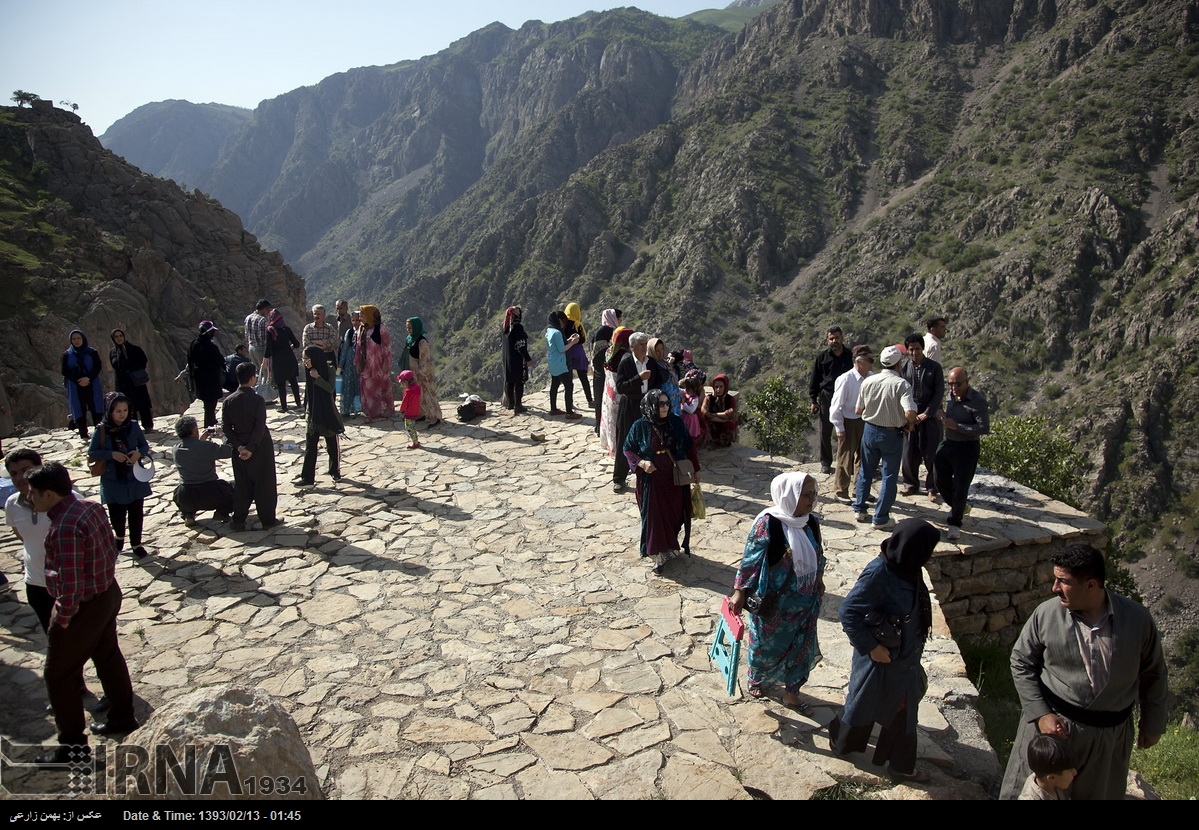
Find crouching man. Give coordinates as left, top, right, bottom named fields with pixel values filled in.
left=171, top=415, right=234, bottom=526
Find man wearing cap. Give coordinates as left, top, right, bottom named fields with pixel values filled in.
left=828, top=345, right=874, bottom=503
left=243, top=299, right=271, bottom=369
left=852, top=345, right=916, bottom=529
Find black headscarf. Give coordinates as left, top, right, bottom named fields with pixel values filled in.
left=303, top=345, right=330, bottom=382
left=640, top=388, right=680, bottom=455
left=880, top=518, right=940, bottom=637
left=100, top=392, right=136, bottom=480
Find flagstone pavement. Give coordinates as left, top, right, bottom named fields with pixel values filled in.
left=1, top=388, right=1094, bottom=799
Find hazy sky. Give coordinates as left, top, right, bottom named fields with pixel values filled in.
left=2, top=0, right=715, bottom=136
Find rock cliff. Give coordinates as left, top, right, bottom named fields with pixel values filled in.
left=0, top=103, right=306, bottom=431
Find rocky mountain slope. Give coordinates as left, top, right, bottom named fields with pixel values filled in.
left=99, top=99, right=251, bottom=187
left=0, top=102, right=306, bottom=430
left=51, top=0, right=1199, bottom=632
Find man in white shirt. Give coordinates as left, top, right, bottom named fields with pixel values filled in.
left=923, top=317, right=947, bottom=364
left=828, top=345, right=874, bottom=502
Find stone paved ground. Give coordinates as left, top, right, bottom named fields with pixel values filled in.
left=0, top=388, right=1084, bottom=800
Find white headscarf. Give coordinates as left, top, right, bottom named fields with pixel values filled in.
left=752, top=472, right=819, bottom=584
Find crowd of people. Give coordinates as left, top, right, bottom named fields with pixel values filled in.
left=3, top=305, right=1169, bottom=796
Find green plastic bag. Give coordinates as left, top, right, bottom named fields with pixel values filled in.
left=691, top=483, right=706, bottom=520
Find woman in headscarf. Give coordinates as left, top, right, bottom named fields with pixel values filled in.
left=562, top=302, right=592, bottom=408
left=501, top=306, right=532, bottom=413
left=187, top=321, right=226, bottom=427
left=729, top=472, right=824, bottom=713
left=401, top=316, right=441, bottom=426
left=622, top=388, right=700, bottom=573
left=648, top=337, right=681, bottom=416
left=88, top=392, right=152, bottom=558
left=295, top=346, right=344, bottom=486
left=263, top=310, right=301, bottom=413
left=828, top=518, right=941, bottom=784
left=702, top=373, right=738, bottom=447
left=599, top=326, right=631, bottom=454
left=590, top=309, right=619, bottom=434
left=338, top=309, right=361, bottom=416
left=356, top=305, right=395, bottom=422
left=61, top=330, right=104, bottom=440
left=109, top=329, right=153, bottom=431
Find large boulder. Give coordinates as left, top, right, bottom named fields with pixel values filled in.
left=114, top=685, right=323, bottom=800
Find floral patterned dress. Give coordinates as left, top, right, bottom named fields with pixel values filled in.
left=357, top=324, right=394, bottom=420
left=413, top=338, right=442, bottom=423
left=733, top=515, right=825, bottom=692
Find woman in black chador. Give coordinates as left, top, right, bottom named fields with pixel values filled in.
left=109, top=328, right=153, bottom=431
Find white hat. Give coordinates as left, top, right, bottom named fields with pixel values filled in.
left=132, top=456, right=156, bottom=483
left=879, top=345, right=904, bottom=368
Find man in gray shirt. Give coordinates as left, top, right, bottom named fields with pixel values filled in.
left=170, top=416, right=234, bottom=525
left=934, top=365, right=989, bottom=540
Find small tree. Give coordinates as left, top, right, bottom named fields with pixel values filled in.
left=11, top=90, right=39, bottom=107
left=58, top=99, right=79, bottom=112
left=740, top=376, right=809, bottom=458
left=979, top=415, right=1084, bottom=508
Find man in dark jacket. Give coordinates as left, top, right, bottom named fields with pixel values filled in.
left=809, top=326, right=852, bottom=475
left=900, top=333, right=944, bottom=500
left=221, top=362, right=280, bottom=533
left=613, top=332, right=669, bottom=493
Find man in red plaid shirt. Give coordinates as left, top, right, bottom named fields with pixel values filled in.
left=26, top=462, right=137, bottom=766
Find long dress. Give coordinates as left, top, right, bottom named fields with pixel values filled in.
left=413, top=338, right=442, bottom=423
left=338, top=328, right=361, bottom=415
left=623, top=414, right=699, bottom=558
left=61, top=337, right=104, bottom=433
left=829, top=556, right=928, bottom=773
left=733, top=515, right=825, bottom=692
left=357, top=324, right=395, bottom=420
left=109, top=340, right=153, bottom=430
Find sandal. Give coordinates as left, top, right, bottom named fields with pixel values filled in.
left=748, top=686, right=764, bottom=699
left=783, top=697, right=815, bottom=716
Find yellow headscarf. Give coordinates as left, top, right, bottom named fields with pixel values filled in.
left=360, top=305, right=379, bottom=328
left=563, top=302, right=585, bottom=340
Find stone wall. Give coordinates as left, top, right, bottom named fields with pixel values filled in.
left=921, top=473, right=1108, bottom=645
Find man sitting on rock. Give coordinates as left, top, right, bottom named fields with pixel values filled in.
left=170, top=415, right=234, bottom=526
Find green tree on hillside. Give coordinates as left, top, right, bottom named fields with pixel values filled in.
left=741, top=376, right=809, bottom=458
left=11, top=90, right=39, bottom=107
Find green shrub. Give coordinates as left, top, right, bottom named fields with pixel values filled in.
left=740, top=376, right=809, bottom=458
left=979, top=416, right=1084, bottom=508
left=1130, top=719, right=1199, bottom=800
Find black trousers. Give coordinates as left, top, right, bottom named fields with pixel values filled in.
left=550, top=372, right=575, bottom=413
left=829, top=707, right=917, bottom=775
left=902, top=414, right=943, bottom=493
left=107, top=499, right=144, bottom=548
left=45, top=583, right=135, bottom=746
left=173, top=480, right=234, bottom=517
left=28, top=583, right=54, bottom=633
left=200, top=397, right=219, bottom=428
left=276, top=378, right=301, bottom=410
left=817, top=390, right=835, bottom=467
left=231, top=441, right=278, bottom=525
left=301, top=433, right=340, bottom=481
left=504, top=372, right=525, bottom=411
left=934, top=438, right=980, bottom=527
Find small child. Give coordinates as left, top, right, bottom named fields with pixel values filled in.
left=398, top=370, right=422, bottom=449
left=1018, top=733, right=1076, bottom=800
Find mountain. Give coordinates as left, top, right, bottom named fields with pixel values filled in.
left=99, top=99, right=251, bottom=186
left=100, top=0, right=1199, bottom=625
left=0, top=101, right=306, bottom=429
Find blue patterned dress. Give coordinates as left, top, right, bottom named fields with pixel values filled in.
left=734, top=515, right=825, bottom=692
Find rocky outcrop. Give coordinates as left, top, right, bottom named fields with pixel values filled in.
left=0, top=105, right=306, bottom=431
left=99, top=100, right=251, bottom=186
left=117, top=685, right=322, bottom=800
